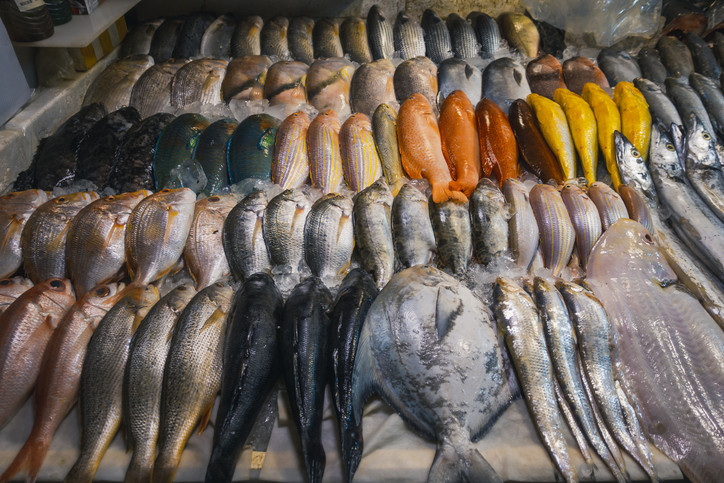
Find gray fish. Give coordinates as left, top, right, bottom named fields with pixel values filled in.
left=83, top=55, right=154, bottom=112
left=304, top=193, right=355, bottom=288
left=350, top=58, right=397, bottom=118
left=394, top=11, right=425, bottom=60
left=502, top=178, right=539, bottom=271
left=0, top=277, right=33, bottom=315
left=352, top=266, right=512, bottom=482
left=421, top=9, right=453, bottom=63
left=437, top=57, right=482, bottom=106
left=391, top=183, right=436, bottom=269
left=353, top=179, right=394, bottom=288
left=261, top=16, right=291, bottom=60
left=429, top=198, right=471, bottom=276
left=633, top=77, right=683, bottom=135
left=618, top=185, right=653, bottom=234
left=529, top=184, right=575, bottom=276
left=367, top=5, right=394, bottom=60
left=170, top=58, right=227, bottom=108
left=149, top=18, right=184, bottom=62
left=313, top=18, right=343, bottom=59
left=340, top=17, right=372, bottom=64
left=154, top=282, right=233, bottom=483
left=289, top=16, right=315, bottom=65
left=685, top=113, right=724, bottom=223
left=468, top=12, right=500, bottom=59
left=690, top=72, right=724, bottom=139
left=263, top=189, right=310, bottom=274
left=231, top=16, right=263, bottom=57
left=665, top=76, right=715, bottom=135
left=372, top=103, right=405, bottom=193
left=685, top=32, right=721, bottom=81
left=483, top=57, right=531, bottom=115
left=393, top=56, right=438, bottom=110
left=588, top=181, right=629, bottom=231
left=657, top=36, right=694, bottom=81
left=597, top=48, right=641, bottom=85
left=0, top=190, right=48, bottom=279
left=122, top=19, right=163, bottom=57
left=637, top=47, right=668, bottom=90
left=493, top=277, right=576, bottom=483
left=560, top=183, right=602, bottom=270
left=469, top=178, right=508, bottom=266
left=200, top=13, right=236, bottom=59
left=220, top=55, right=272, bottom=102
left=713, top=31, right=724, bottom=69
left=447, top=13, right=478, bottom=59
left=130, top=59, right=188, bottom=119
left=223, top=190, right=271, bottom=281
left=172, top=13, right=215, bottom=59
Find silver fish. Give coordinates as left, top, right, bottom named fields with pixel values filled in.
left=597, top=48, right=641, bottom=85
left=391, top=183, right=436, bottom=269
left=200, top=13, right=236, bottom=58
left=469, top=12, right=500, bottom=59
left=633, top=78, right=683, bottom=132
left=304, top=193, right=354, bottom=288
left=447, top=13, right=478, bottom=59
left=393, top=11, right=425, bottom=60
left=367, top=5, right=394, bottom=60
left=222, top=190, right=271, bottom=281
left=437, top=58, right=482, bottom=107
left=502, top=178, right=539, bottom=271
left=0, top=190, right=48, bottom=280
left=690, top=72, right=724, bottom=139
left=469, top=178, right=508, bottom=266
left=560, top=183, right=602, bottom=270
left=429, top=198, right=471, bottom=276
left=170, top=58, right=227, bottom=108
left=685, top=113, right=724, bottom=223
left=421, top=9, right=453, bottom=64
left=657, top=36, right=694, bottom=82
left=588, top=181, right=629, bottom=231
left=130, top=59, right=188, bottom=119
left=261, top=16, right=291, bottom=60
left=353, top=179, right=394, bottom=288
left=666, top=77, right=715, bottom=135
left=289, top=16, right=315, bottom=64
left=349, top=58, right=397, bottom=118
left=231, top=16, right=263, bottom=57
left=483, top=57, right=531, bottom=115
left=529, top=184, right=575, bottom=276
left=263, top=188, right=310, bottom=275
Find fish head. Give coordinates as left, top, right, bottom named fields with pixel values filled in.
left=36, top=278, right=76, bottom=320
left=650, top=124, right=684, bottom=177
left=669, top=123, right=687, bottom=164
left=79, top=282, right=127, bottom=322
left=685, top=113, right=720, bottom=170
left=614, top=131, right=655, bottom=198
left=0, top=189, right=49, bottom=214
left=153, top=187, right=197, bottom=211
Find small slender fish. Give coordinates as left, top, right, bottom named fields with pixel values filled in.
left=306, top=57, right=355, bottom=116
left=482, top=57, right=531, bottom=115
left=308, top=110, right=344, bottom=194
left=289, top=16, right=315, bottom=64
left=313, top=18, right=344, bottom=58
left=597, top=48, right=641, bottom=84
left=554, top=88, right=598, bottom=184
left=657, top=35, right=694, bottom=81
left=153, top=113, right=210, bottom=190
left=502, top=179, right=539, bottom=270
left=526, top=54, right=566, bottom=99
left=304, top=194, right=355, bottom=287
left=429, top=198, right=472, bottom=276
left=421, top=9, right=453, bottom=63
left=0, top=277, right=34, bottom=316
left=476, top=97, right=519, bottom=184
left=684, top=114, right=724, bottom=223
left=665, top=76, right=715, bottom=136
left=221, top=55, right=272, bottom=102
left=263, top=60, right=308, bottom=113
left=261, top=15, right=291, bottom=59
left=340, top=17, right=372, bottom=64
left=372, top=103, right=405, bottom=194
left=193, top=119, right=237, bottom=195
left=529, top=184, right=575, bottom=276
left=367, top=5, right=394, bottom=60
left=349, top=59, right=397, bottom=118
left=562, top=56, right=609, bottom=95
left=0, top=190, right=48, bottom=279
left=227, top=114, right=280, bottom=184
left=394, top=11, right=425, bottom=60
left=527, top=93, right=577, bottom=180
left=263, top=189, right=310, bottom=274
left=391, top=184, right=436, bottom=268
left=272, top=111, right=311, bottom=189
left=582, top=83, right=623, bottom=190
left=588, top=181, right=629, bottom=230
left=439, top=90, right=480, bottom=196
left=509, top=99, right=564, bottom=184
left=340, top=113, right=383, bottom=192
left=223, top=191, right=271, bottom=281
left=393, top=56, right=438, bottom=112
left=618, top=185, right=653, bottom=233
left=437, top=58, right=482, bottom=106
left=690, top=72, right=724, bottom=139
left=614, top=81, right=652, bottom=161
left=469, top=179, right=508, bottom=265
left=232, top=16, right=263, bottom=58
left=637, top=47, right=668, bottom=90
left=560, top=183, right=601, bottom=269
left=200, top=13, right=236, bottom=58
left=497, top=12, right=539, bottom=58
left=353, top=179, right=394, bottom=288
left=446, top=13, right=478, bottom=59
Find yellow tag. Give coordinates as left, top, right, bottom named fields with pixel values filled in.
left=250, top=451, right=266, bottom=470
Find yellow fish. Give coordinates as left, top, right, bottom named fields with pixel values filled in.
left=614, top=81, right=651, bottom=163
left=527, top=93, right=577, bottom=180
left=339, top=113, right=383, bottom=191
left=553, top=88, right=598, bottom=185
left=582, top=83, right=623, bottom=190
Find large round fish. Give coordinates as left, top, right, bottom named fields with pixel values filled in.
left=125, top=188, right=196, bottom=286
left=170, top=58, right=227, bottom=109
left=193, top=118, right=237, bottom=195
left=260, top=16, right=291, bottom=59
left=121, top=19, right=162, bottom=57
left=130, top=59, right=188, bottom=119
left=394, top=11, right=425, bottom=60
left=497, top=12, right=539, bottom=57
left=223, top=190, right=271, bottom=281
left=421, top=9, right=453, bottom=63
left=83, top=56, right=154, bottom=112
left=529, top=184, right=575, bottom=276
left=313, top=18, right=344, bottom=58
left=614, top=81, right=652, bottom=161
left=437, top=58, right=482, bottom=107
left=637, top=47, right=668, bottom=90
left=340, top=17, right=372, bottom=64
left=554, top=88, right=598, bottom=184
left=429, top=198, right=472, bottom=276
left=509, top=99, right=564, bottom=184
left=393, top=56, right=438, bottom=111
left=289, top=16, right=315, bottom=65
left=227, top=114, right=280, bottom=184
left=221, top=55, right=272, bottom=102
left=526, top=54, right=566, bottom=99
left=263, top=188, right=310, bottom=274
left=231, top=16, right=263, bottom=58
left=153, top=113, right=210, bottom=190
left=367, top=5, right=394, bottom=60
left=349, top=58, right=397, bottom=118
left=0, top=278, right=75, bottom=431
left=476, top=97, right=519, bottom=184
left=469, top=179, right=508, bottom=266
left=308, top=110, right=344, bottom=194
left=446, top=13, right=478, bottom=59
left=0, top=190, right=48, bottom=279
left=391, top=183, right=436, bottom=268
left=582, top=82, right=623, bottom=190
left=372, top=103, right=405, bottom=194
left=272, top=111, right=311, bottom=189
left=66, top=190, right=149, bottom=297
left=527, top=93, right=577, bottom=180
left=350, top=266, right=513, bottom=482
left=184, top=194, right=238, bottom=290
left=439, top=90, right=480, bottom=196
left=482, top=57, right=531, bottom=115
left=21, top=191, right=99, bottom=284
left=502, top=178, right=539, bottom=270
left=597, top=48, right=641, bottom=85
left=172, top=13, right=215, bottom=59
left=262, top=60, right=308, bottom=114
left=657, top=35, right=694, bottom=81
left=0, top=277, right=34, bottom=316
left=397, top=93, right=466, bottom=203
left=200, top=13, right=235, bottom=59
left=306, top=57, right=355, bottom=116
left=353, top=179, right=394, bottom=288
left=304, top=193, right=354, bottom=287
left=562, top=56, right=609, bottom=95
left=560, top=183, right=601, bottom=269
left=339, top=113, right=382, bottom=192
left=149, top=18, right=184, bottom=62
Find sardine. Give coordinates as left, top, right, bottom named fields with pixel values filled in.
left=221, top=55, right=272, bottom=102
left=637, top=47, right=668, bottom=90
left=263, top=60, right=308, bottom=113
left=304, top=193, right=354, bottom=287
left=367, top=5, right=394, bottom=60
left=665, top=76, right=715, bottom=135
left=560, top=183, right=601, bottom=269
left=289, top=16, right=315, bottom=64
left=340, top=17, right=372, bottom=64
left=429, top=198, right=471, bottom=276
left=597, top=48, right=641, bottom=84
left=130, top=59, right=188, bottom=119
left=339, top=113, right=383, bottom=192
left=200, top=13, right=236, bottom=59
left=439, top=90, right=480, bottom=196
left=447, top=13, right=478, bottom=59
left=497, top=12, right=539, bottom=58
left=561, top=56, right=609, bottom=96
left=582, top=82, right=624, bottom=190
left=353, top=179, right=394, bottom=288
left=193, top=118, right=237, bottom=195
left=125, top=188, right=196, bottom=286
left=469, top=179, right=508, bottom=265
left=153, top=113, right=210, bottom=190
left=554, top=88, right=599, bottom=183
left=393, top=11, right=425, bottom=60
left=482, top=57, right=531, bottom=115
left=170, top=58, right=227, bottom=108
left=172, top=13, right=215, bottom=59
left=421, top=9, right=453, bottom=63
left=272, top=111, right=311, bottom=189
left=306, top=57, right=355, bottom=116
left=83, top=56, right=154, bottom=112
left=657, top=36, right=694, bottom=81
left=684, top=113, right=724, bottom=222
left=227, top=114, right=280, bottom=183
left=263, top=189, right=310, bottom=274
left=372, top=103, right=405, bottom=194
left=618, top=185, right=653, bottom=233
left=0, top=190, right=48, bottom=279
left=529, top=184, right=575, bottom=276
left=509, top=99, right=564, bottom=184
left=231, top=16, right=263, bottom=58
left=0, top=277, right=34, bottom=315
left=502, top=178, right=539, bottom=270
left=469, top=12, right=500, bottom=59
left=526, top=54, right=566, bottom=99
left=260, top=15, right=291, bottom=59
left=349, top=58, right=397, bottom=118
left=690, top=72, right=724, bottom=139
left=149, top=18, right=184, bottom=62
left=527, top=93, right=577, bottom=180
left=391, top=183, right=436, bottom=268
left=154, top=282, right=233, bottom=483
left=223, top=190, right=271, bottom=281
left=393, top=56, right=438, bottom=111
left=121, top=19, right=162, bottom=57
left=308, top=110, right=344, bottom=193
left=437, top=58, right=482, bottom=106
left=313, top=18, right=343, bottom=58
left=588, top=181, right=629, bottom=230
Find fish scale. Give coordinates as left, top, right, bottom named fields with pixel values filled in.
left=353, top=179, right=394, bottom=288
left=261, top=16, right=291, bottom=59
left=0, top=190, right=48, bottom=279
left=0, top=277, right=34, bottom=315
left=447, top=13, right=478, bottom=59
left=529, top=184, right=575, bottom=277
left=421, top=9, right=453, bottom=63
left=469, top=12, right=500, bottom=59
left=263, top=189, right=310, bottom=274
left=313, top=18, right=343, bottom=58
left=470, top=179, right=508, bottom=266
left=391, top=184, right=436, bottom=269
left=231, top=16, right=263, bottom=58
left=308, top=110, right=344, bottom=193
left=304, top=193, right=354, bottom=287
left=367, top=5, right=394, bottom=60
left=272, top=111, right=311, bottom=189
left=340, top=113, right=382, bottom=192
left=560, top=183, right=601, bottom=269
left=289, top=16, right=315, bottom=64
left=340, top=17, right=372, bottom=64
left=223, top=190, right=271, bottom=281
left=393, top=11, right=425, bottom=60
left=130, top=60, right=188, bottom=119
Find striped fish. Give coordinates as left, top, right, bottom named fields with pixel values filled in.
left=340, top=113, right=382, bottom=192
left=272, top=111, right=311, bottom=189
left=308, top=110, right=344, bottom=193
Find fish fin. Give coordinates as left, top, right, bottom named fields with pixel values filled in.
left=347, top=330, right=377, bottom=482
left=432, top=183, right=467, bottom=204
left=434, top=285, right=463, bottom=340
left=468, top=448, right=503, bottom=483
left=201, top=307, right=228, bottom=332
left=198, top=403, right=214, bottom=435
left=0, top=433, right=50, bottom=483
left=428, top=441, right=502, bottom=483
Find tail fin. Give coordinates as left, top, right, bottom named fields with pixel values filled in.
left=64, top=453, right=97, bottom=483
left=431, top=182, right=468, bottom=204
left=204, top=445, right=236, bottom=483
left=124, top=447, right=154, bottom=483
left=302, top=441, right=325, bottom=483
left=427, top=441, right=502, bottom=483
left=151, top=449, right=179, bottom=483
left=0, top=434, right=50, bottom=483
left=340, top=423, right=363, bottom=483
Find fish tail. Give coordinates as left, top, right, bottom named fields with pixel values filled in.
left=432, top=182, right=468, bottom=204
left=340, top=423, right=363, bottom=483
left=302, top=441, right=325, bottom=483
left=151, top=448, right=180, bottom=483
left=428, top=440, right=503, bottom=483
left=64, top=453, right=97, bottom=483
left=124, top=449, right=153, bottom=483
left=0, top=432, right=50, bottom=483
left=204, top=444, right=237, bottom=483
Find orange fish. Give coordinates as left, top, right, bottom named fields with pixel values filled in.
left=475, top=98, right=519, bottom=186
left=439, top=90, right=481, bottom=197
left=397, top=93, right=467, bottom=203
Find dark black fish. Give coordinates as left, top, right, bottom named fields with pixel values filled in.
left=25, top=103, right=106, bottom=191
left=106, top=113, right=175, bottom=193
left=193, top=118, right=237, bottom=195
left=205, top=273, right=283, bottom=483
left=75, top=107, right=141, bottom=188
left=637, top=47, right=668, bottom=90
left=529, top=14, right=565, bottom=58
left=685, top=32, right=721, bottom=81
left=172, top=13, right=215, bottom=59
left=329, top=269, right=378, bottom=482
left=468, top=11, right=500, bottom=59
left=149, top=17, right=185, bottom=62
left=279, top=277, right=333, bottom=483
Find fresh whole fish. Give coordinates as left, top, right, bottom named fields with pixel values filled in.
left=429, top=198, right=472, bottom=276
left=227, top=114, right=280, bottom=184
left=153, top=113, right=210, bottom=190
left=531, top=17, right=565, bottom=59
left=272, top=111, right=311, bottom=189
left=83, top=56, right=154, bottom=112
left=170, top=58, right=228, bottom=109
left=446, top=13, right=478, bottom=59
left=149, top=18, right=184, bottom=62
left=260, top=15, right=291, bottom=59
left=391, top=183, right=436, bottom=268
left=313, top=18, right=343, bottom=58
left=561, top=57, right=609, bottom=96
left=636, top=47, right=668, bottom=90
left=352, top=266, right=513, bottom=482
left=262, top=60, right=308, bottom=113
left=684, top=114, right=724, bottom=223
left=493, top=277, right=576, bottom=482
left=308, top=110, right=344, bottom=193
left=289, top=16, right=315, bottom=64
left=421, top=9, right=453, bottom=63
left=184, top=194, right=238, bottom=290
left=560, top=183, right=601, bottom=269
left=0, top=283, right=123, bottom=483
left=349, top=58, right=397, bottom=118
left=509, top=99, right=564, bottom=183
left=329, top=269, right=378, bottom=482
left=66, top=285, right=159, bottom=483
left=0, top=189, right=48, bottom=279
left=66, top=191, right=149, bottom=297
left=21, top=192, right=98, bottom=284
left=263, top=188, right=310, bottom=274
left=231, top=16, right=263, bottom=58
left=206, top=274, right=282, bottom=483
left=497, top=12, right=539, bottom=58
left=393, top=11, right=425, bottom=60
left=526, top=54, right=566, bottom=99
left=529, top=184, right=575, bottom=276
left=340, top=17, right=372, bottom=64
left=482, top=57, right=531, bottom=115
left=304, top=193, right=354, bottom=287
left=172, top=13, right=215, bottom=59
left=689, top=72, right=724, bottom=139
left=121, top=19, right=162, bottom=57
left=469, top=12, right=500, bottom=59
left=353, top=179, right=394, bottom=288
left=154, top=282, right=233, bottom=483
left=665, top=76, right=715, bottom=135
left=475, top=97, right=519, bottom=184
left=618, top=185, right=653, bottom=233
left=367, top=5, right=394, bottom=60
left=686, top=32, right=721, bottom=80
left=633, top=78, right=683, bottom=138
left=125, top=188, right=196, bottom=286
left=223, top=190, right=271, bottom=281
left=306, top=57, right=355, bottom=116
left=502, top=178, right=539, bottom=270
left=527, top=93, right=577, bottom=180
left=221, top=55, right=272, bottom=102
left=657, top=36, right=694, bottom=81
left=393, top=56, right=438, bottom=111
left=339, top=113, right=383, bottom=192
left=597, top=48, right=641, bottom=85
left=372, top=103, right=405, bottom=194
left=193, top=118, right=237, bottom=195
left=614, top=81, right=652, bottom=161
left=588, top=181, right=629, bottom=230
left=123, top=284, right=197, bottom=483
left=553, top=88, right=598, bottom=184
left=439, top=90, right=480, bottom=196
left=279, top=277, right=333, bottom=483
left=200, top=13, right=236, bottom=59
left=0, top=277, right=34, bottom=315
left=437, top=58, right=482, bottom=106
left=0, top=278, right=75, bottom=430
left=469, top=178, right=509, bottom=265
left=130, top=59, right=188, bottom=119
left=582, top=82, right=623, bottom=190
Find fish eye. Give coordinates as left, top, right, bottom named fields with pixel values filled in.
left=95, top=286, right=110, bottom=296
left=209, top=196, right=220, bottom=202
left=631, top=149, right=640, bottom=158
left=177, top=286, right=187, bottom=291
left=107, top=196, right=115, bottom=201
left=161, top=189, right=171, bottom=193
left=49, top=279, right=63, bottom=289
left=665, top=143, right=675, bottom=151
left=215, top=282, right=224, bottom=287
left=0, top=279, right=10, bottom=285
left=702, top=132, right=711, bottom=140
left=643, top=233, right=654, bottom=244
left=58, top=197, right=66, bottom=202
